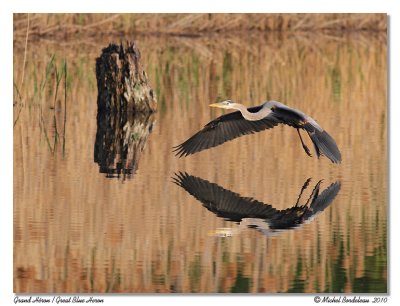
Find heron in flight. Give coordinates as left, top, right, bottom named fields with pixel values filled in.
left=173, top=172, right=341, bottom=236
left=173, top=100, right=341, bottom=163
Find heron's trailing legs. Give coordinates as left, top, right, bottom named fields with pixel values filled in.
left=294, top=178, right=312, bottom=207
left=305, top=180, right=323, bottom=208
left=297, top=128, right=312, bottom=157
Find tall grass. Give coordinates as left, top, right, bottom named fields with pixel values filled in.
left=13, top=14, right=30, bottom=128
left=14, top=54, right=68, bottom=155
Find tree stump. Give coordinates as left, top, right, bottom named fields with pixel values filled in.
left=94, top=42, right=156, bottom=179
left=96, top=42, right=157, bottom=113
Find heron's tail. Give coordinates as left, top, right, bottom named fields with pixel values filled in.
left=304, top=123, right=342, bottom=164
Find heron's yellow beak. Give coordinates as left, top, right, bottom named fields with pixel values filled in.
left=209, top=103, right=223, bottom=108
left=207, top=228, right=235, bottom=237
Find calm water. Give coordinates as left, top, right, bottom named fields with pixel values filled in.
left=13, top=32, right=387, bottom=293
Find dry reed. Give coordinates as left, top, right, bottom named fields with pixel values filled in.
left=13, top=13, right=387, bottom=40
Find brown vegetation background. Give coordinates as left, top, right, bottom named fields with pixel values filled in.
left=14, top=13, right=386, bottom=38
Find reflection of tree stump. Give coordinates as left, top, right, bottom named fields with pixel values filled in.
left=94, top=42, right=157, bottom=179
left=94, top=112, right=155, bottom=179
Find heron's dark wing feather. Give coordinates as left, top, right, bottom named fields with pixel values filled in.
left=269, top=104, right=306, bottom=127
left=307, top=181, right=341, bottom=216
left=172, top=172, right=278, bottom=222
left=173, top=106, right=280, bottom=157
left=267, top=205, right=310, bottom=229
left=303, top=123, right=342, bottom=164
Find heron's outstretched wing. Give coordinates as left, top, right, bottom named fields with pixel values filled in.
left=268, top=102, right=342, bottom=164
left=173, top=106, right=280, bottom=157
left=172, top=172, right=307, bottom=224
left=302, top=122, right=342, bottom=164
left=306, top=181, right=341, bottom=217
left=266, top=180, right=340, bottom=228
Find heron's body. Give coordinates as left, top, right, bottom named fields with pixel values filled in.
left=173, top=100, right=341, bottom=163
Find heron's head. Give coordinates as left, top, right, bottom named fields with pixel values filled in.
left=209, top=100, right=235, bottom=109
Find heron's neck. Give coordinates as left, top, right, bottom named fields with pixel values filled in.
left=232, top=103, right=270, bottom=121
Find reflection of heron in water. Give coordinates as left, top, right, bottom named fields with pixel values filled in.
left=173, top=100, right=341, bottom=163
left=172, top=172, right=341, bottom=237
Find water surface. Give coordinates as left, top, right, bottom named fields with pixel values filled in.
left=13, top=32, right=387, bottom=293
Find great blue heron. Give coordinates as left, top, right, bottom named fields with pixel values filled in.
left=172, top=172, right=341, bottom=236
left=173, top=100, right=342, bottom=163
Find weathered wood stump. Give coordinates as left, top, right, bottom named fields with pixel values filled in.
left=94, top=42, right=156, bottom=179
left=96, top=42, right=157, bottom=113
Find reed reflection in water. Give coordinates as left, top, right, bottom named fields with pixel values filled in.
left=13, top=30, right=387, bottom=293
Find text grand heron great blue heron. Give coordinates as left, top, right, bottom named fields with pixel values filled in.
left=173, top=100, right=341, bottom=164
